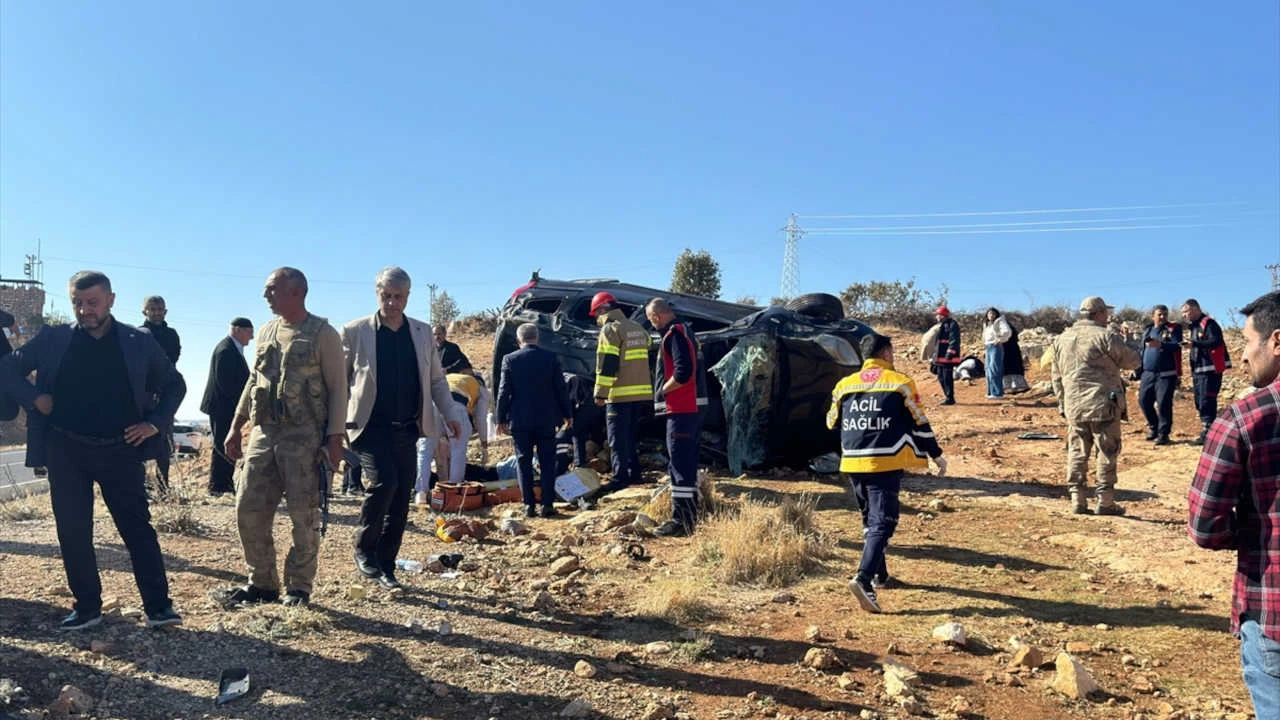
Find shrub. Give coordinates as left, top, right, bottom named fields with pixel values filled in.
left=634, top=577, right=720, bottom=624
left=695, top=494, right=833, bottom=587
left=0, top=488, right=51, bottom=522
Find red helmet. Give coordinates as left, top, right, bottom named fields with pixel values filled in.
left=589, top=291, right=616, bottom=318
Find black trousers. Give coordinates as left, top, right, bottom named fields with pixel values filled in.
left=571, top=404, right=599, bottom=467
left=46, top=429, right=172, bottom=615
left=154, top=437, right=171, bottom=492
left=208, top=412, right=236, bottom=494
left=351, top=426, right=418, bottom=573
left=935, top=363, right=955, bottom=401
left=1138, top=371, right=1176, bottom=436
left=606, top=402, right=643, bottom=488
left=513, top=426, right=558, bottom=509
left=1193, top=373, right=1223, bottom=428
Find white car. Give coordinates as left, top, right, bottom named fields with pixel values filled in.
left=172, top=424, right=208, bottom=454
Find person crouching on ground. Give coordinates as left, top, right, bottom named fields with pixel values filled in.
left=827, top=333, right=946, bottom=613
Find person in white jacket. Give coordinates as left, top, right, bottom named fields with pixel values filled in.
left=982, top=308, right=1013, bottom=399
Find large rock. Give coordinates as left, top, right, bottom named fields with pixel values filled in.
left=48, top=685, right=93, bottom=716
left=550, top=556, right=581, bottom=577
left=1007, top=645, right=1044, bottom=670
left=931, top=622, right=966, bottom=646
left=1051, top=652, right=1100, bottom=699
left=803, top=647, right=843, bottom=671
left=573, top=660, right=597, bottom=679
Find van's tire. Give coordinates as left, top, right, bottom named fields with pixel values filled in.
left=785, top=293, right=844, bottom=321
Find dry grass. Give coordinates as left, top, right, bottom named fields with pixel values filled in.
left=695, top=494, right=833, bottom=587
left=634, top=576, right=721, bottom=624
left=0, top=487, right=51, bottom=522
left=641, top=471, right=720, bottom=522
left=238, top=605, right=333, bottom=641
left=152, top=481, right=207, bottom=536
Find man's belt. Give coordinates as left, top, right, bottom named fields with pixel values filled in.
left=450, top=391, right=469, bottom=407
left=51, top=425, right=127, bottom=447
left=389, top=419, right=418, bottom=431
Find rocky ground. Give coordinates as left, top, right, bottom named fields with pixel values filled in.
left=0, top=327, right=1257, bottom=720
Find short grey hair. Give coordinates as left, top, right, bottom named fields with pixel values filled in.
left=516, top=323, right=539, bottom=344
left=272, top=267, right=308, bottom=296
left=646, top=297, right=674, bottom=315
left=375, top=266, right=411, bottom=291
left=69, top=271, right=111, bottom=294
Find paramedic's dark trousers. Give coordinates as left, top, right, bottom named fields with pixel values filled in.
left=1138, top=371, right=1176, bottom=437
left=1193, top=372, right=1223, bottom=430
left=666, top=412, right=700, bottom=528
left=513, top=426, right=557, bottom=510
left=848, top=470, right=901, bottom=583
left=46, top=428, right=172, bottom=616
left=935, top=364, right=955, bottom=402
left=606, top=403, right=643, bottom=489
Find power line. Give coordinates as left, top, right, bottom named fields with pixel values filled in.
left=800, top=201, right=1246, bottom=220
left=801, top=221, right=1233, bottom=237
left=803, top=210, right=1275, bottom=233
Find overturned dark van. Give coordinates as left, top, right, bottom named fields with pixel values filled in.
left=491, top=273, right=873, bottom=474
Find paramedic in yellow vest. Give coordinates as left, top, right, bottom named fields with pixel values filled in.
left=445, top=371, right=491, bottom=483
left=590, top=292, right=652, bottom=491
left=224, top=267, right=348, bottom=607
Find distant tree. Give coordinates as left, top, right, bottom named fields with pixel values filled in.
left=431, top=290, right=461, bottom=326
left=41, top=309, right=71, bottom=327
left=838, top=278, right=948, bottom=316
left=670, top=248, right=722, bottom=299
left=734, top=295, right=759, bottom=306
left=769, top=296, right=790, bottom=307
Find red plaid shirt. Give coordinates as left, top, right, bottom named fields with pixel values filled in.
left=1188, top=378, right=1280, bottom=639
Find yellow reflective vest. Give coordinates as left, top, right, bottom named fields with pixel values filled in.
left=594, top=309, right=652, bottom=404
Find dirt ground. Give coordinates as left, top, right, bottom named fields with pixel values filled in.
left=0, top=327, right=1257, bottom=720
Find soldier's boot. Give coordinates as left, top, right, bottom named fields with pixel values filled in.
left=1069, top=490, right=1088, bottom=515
left=1095, top=490, right=1126, bottom=516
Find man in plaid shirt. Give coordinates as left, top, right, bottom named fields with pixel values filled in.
left=1188, top=290, right=1280, bottom=717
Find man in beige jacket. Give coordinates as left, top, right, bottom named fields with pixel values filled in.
left=1051, top=296, right=1142, bottom=515
left=342, top=267, right=462, bottom=589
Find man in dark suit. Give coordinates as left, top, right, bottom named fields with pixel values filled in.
left=0, top=271, right=186, bottom=630
left=496, top=323, right=571, bottom=518
left=141, top=296, right=181, bottom=492
left=201, top=317, right=254, bottom=496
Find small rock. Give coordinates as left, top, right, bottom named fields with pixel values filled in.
left=748, top=645, right=766, bottom=659
left=645, top=641, right=674, bottom=655
left=574, top=660, right=597, bottom=678
left=772, top=592, right=796, bottom=604
left=530, top=579, right=552, bottom=591
left=927, top=498, right=951, bottom=512
left=640, top=702, right=676, bottom=720
left=633, top=513, right=657, bottom=530
left=1131, top=676, right=1156, bottom=694
left=346, top=586, right=367, bottom=602
left=561, top=698, right=593, bottom=718
left=48, top=684, right=93, bottom=715
left=1094, top=623, right=1111, bottom=631
left=100, top=596, right=120, bottom=613
left=1065, top=641, right=1092, bottom=654
left=119, top=607, right=143, bottom=620
left=805, top=625, right=829, bottom=643
left=803, top=647, right=842, bottom=671
left=499, top=518, right=529, bottom=536
left=1121, top=654, right=1138, bottom=667
left=842, top=628, right=857, bottom=640
left=431, top=683, right=450, bottom=698
left=932, top=622, right=966, bottom=646
left=949, top=696, right=972, bottom=714
left=837, top=672, right=858, bottom=690
left=530, top=590, right=556, bottom=613
left=898, top=696, right=924, bottom=715
left=1156, top=701, right=1176, bottom=714
left=1008, top=645, right=1044, bottom=669
left=604, top=511, right=637, bottom=529
left=550, top=556, right=581, bottom=577
left=1051, top=652, right=1101, bottom=699
left=89, top=640, right=113, bottom=654
left=438, top=621, right=452, bottom=636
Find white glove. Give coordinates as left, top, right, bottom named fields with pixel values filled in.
left=934, top=457, right=948, bottom=477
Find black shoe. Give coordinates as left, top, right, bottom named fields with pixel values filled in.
left=540, top=506, right=560, bottom=519
left=146, top=605, right=183, bottom=629
left=354, top=553, right=383, bottom=579
left=1154, top=435, right=1171, bottom=446
left=1095, top=504, right=1127, bottom=516
left=282, top=590, right=310, bottom=607
left=524, top=505, right=538, bottom=519
left=1194, top=430, right=1207, bottom=446
left=848, top=579, right=882, bottom=613
left=378, top=573, right=403, bottom=591
left=59, top=609, right=103, bottom=631
left=226, top=585, right=281, bottom=605
left=653, top=520, right=691, bottom=537
left=871, top=574, right=897, bottom=590
left=941, top=398, right=956, bottom=406
left=1144, top=429, right=1158, bottom=441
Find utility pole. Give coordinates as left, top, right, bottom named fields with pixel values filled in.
left=780, top=213, right=803, bottom=299
left=1269, top=263, right=1280, bottom=291
left=427, top=283, right=439, bottom=323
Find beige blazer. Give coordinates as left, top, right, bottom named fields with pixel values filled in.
left=341, top=312, right=462, bottom=443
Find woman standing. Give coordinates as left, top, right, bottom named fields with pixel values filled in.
left=982, top=308, right=1012, bottom=399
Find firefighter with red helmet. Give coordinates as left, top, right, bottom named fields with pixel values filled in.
left=589, top=292, right=652, bottom=491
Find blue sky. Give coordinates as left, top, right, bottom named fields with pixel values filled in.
left=2, top=1, right=1277, bottom=418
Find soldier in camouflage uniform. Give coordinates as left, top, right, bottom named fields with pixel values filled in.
left=223, top=267, right=348, bottom=606
left=1050, top=296, right=1141, bottom=516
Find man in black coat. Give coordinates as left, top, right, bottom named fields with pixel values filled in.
left=200, top=317, right=254, bottom=496
left=496, top=323, right=571, bottom=518
left=142, top=296, right=181, bottom=492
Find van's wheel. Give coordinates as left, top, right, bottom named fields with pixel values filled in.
left=785, top=293, right=844, bottom=321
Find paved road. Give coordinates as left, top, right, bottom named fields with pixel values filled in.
left=0, top=448, right=42, bottom=501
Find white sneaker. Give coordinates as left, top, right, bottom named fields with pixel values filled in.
left=848, top=579, right=882, bottom=613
